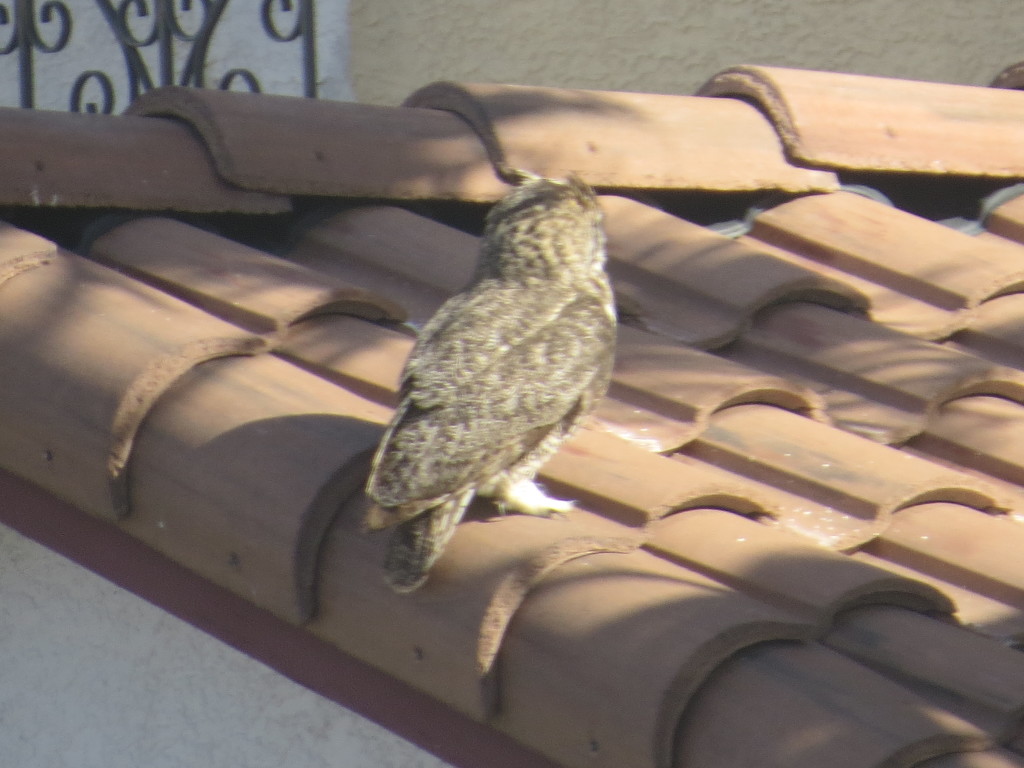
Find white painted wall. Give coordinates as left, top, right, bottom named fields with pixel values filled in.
left=0, top=523, right=450, bottom=768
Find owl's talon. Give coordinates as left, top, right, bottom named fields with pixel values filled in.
left=494, top=479, right=575, bottom=519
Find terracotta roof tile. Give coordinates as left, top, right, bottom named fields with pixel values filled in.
left=748, top=191, right=1024, bottom=339
left=310, top=491, right=640, bottom=722
left=950, top=295, right=1024, bottom=370
left=119, top=352, right=390, bottom=623
left=2, top=69, right=1024, bottom=768
left=824, top=605, right=1024, bottom=739
left=490, top=548, right=813, bottom=768
left=602, top=195, right=865, bottom=346
left=404, top=81, right=838, bottom=192
left=647, top=508, right=951, bottom=623
left=128, top=86, right=506, bottom=201
left=864, top=502, right=1024, bottom=610
left=89, top=217, right=405, bottom=334
left=914, top=396, right=1024, bottom=489
left=700, top=65, right=1024, bottom=176
left=0, top=229, right=262, bottom=522
left=985, top=193, right=1024, bottom=244
left=539, top=427, right=770, bottom=526
left=288, top=205, right=476, bottom=327
left=723, top=302, right=1024, bottom=443
left=674, top=642, right=988, bottom=768
left=276, top=315, right=412, bottom=407
left=681, top=404, right=1006, bottom=548
left=600, top=323, right=826, bottom=451
left=0, top=106, right=287, bottom=212
left=852, top=552, right=1024, bottom=646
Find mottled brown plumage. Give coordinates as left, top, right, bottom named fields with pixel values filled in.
left=365, top=172, right=616, bottom=592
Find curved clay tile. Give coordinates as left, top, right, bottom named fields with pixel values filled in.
left=0, top=106, right=288, bottom=212
left=491, top=547, right=815, bottom=768
left=310, top=491, right=642, bottom=722
left=0, top=240, right=260, bottom=522
left=864, top=502, right=1024, bottom=609
left=0, top=223, right=56, bottom=285
left=404, top=81, right=838, bottom=192
left=89, top=218, right=406, bottom=334
left=700, top=65, right=1024, bottom=176
left=991, top=60, right=1024, bottom=91
left=600, top=324, right=826, bottom=452
left=951, top=294, right=1024, bottom=371
left=277, top=315, right=413, bottom=408
left=853, top=552, right=1024, bottom=648
left=601, top=195, right=865, bottom=348
left=825, top=605, right=1024, bottom=741
left=118, top=352, right=390, bottom=624
left=127, top=86, right=505, bottom=201
left=287, top=205, right=479, bottom=328
left=724, top=302, right=1024, bottom=445
left=289, top=205, right=828, bottom=451
left=913, top=395, right=1024, bottom=490
left=749, top=191, right=1024, bottom=340
left=646, top=508, right=952, bottom=626
left=540, top=428, right=773, bottom=527
left=675, top=642, right=988, bottom=768
left=736, top=232, right=957, bottom=340
left=681, top=405, right=1011, bottom=549
left=986, top=193, right=1024, bottom=245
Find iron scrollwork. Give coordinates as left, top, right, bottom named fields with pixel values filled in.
left=0, top=0, right=317, bottom=114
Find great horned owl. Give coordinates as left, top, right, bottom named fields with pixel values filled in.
left=364, top=172, right=616, bottom=592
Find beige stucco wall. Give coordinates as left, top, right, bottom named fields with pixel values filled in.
left=348, top=0, right=1021, bottom=105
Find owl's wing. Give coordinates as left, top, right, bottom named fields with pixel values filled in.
left=367, top=287, right=615, bottom=515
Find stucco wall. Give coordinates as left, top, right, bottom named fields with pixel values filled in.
left=348, top=0, right=1022, bottom=105
left=0, top=523, right=450, bottom=768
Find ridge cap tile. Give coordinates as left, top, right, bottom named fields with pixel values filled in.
left=404, top=80, right=838, bottom=192
left=991, top=60, right=1024, bottom=91
left=127, top=85, right=506, bottom=201
left=0, top=105, right=288, bottom=212
left=699, top=65, right=1024, bottom=176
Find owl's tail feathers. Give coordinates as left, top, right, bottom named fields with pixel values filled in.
left=383, top=488, right=475, bottom=593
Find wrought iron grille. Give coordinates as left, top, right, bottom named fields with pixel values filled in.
left=0, top=0, right=317, bottom=113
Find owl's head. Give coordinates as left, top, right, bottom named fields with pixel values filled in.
left=480, top=171, right=607, bottom=282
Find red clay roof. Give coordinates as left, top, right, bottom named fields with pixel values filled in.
left=2, top=65, right=1024, bottom=768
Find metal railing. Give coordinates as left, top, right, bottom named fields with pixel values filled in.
left=0, top=0, right=317, bottom=113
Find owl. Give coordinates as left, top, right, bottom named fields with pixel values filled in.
left=364, top=171, right=616, bottom=592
